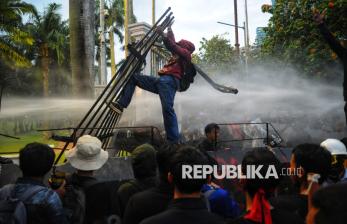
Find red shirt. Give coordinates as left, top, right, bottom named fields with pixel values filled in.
left=158, top=30, right=192, bottom=79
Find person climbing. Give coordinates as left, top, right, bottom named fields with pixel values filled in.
left=110, top=25, right=195, bottom=143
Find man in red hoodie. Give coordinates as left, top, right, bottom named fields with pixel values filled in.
left=110, top=26, right=195, bottom=143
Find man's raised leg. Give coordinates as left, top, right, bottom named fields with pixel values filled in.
left=115, top=73, right=159, bottom=109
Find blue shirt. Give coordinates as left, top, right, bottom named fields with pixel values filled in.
left=0, top=177, right=68, bottom=224
left=201, top=184, right=241, bottom=219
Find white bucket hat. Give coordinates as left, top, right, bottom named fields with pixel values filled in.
left=66, top=135, right=109, bottom=171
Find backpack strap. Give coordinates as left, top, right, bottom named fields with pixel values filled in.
left=0, top=184, right=15, bottom=199
left=203, top=188, right=215, bottom=212
left=204, top=188, right=215, bottom=199
left=18, top=185, right=46, bottom=202
left=0, top=184, right=45, bottom=202
left=127, top=180, right=145, bottom=192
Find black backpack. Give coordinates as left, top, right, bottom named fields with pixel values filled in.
left=179, top=62, right=197, bottom=92
left=0, top=185, right=45, bottom=224
left=62, top=179, right=88, bottom=224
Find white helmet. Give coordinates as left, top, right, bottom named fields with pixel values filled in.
left=320, top=139, right=347, bottom=155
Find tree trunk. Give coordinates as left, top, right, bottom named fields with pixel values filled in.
left=97, top=53, right=101, bottom=84
left=69, top=0, right=81, bottom=96
left=83, top=0, right=95, bottom=91
left=41, top=43, right=50, bottom=97
left=0, top=84, right=3, bottom=112
left=110, top=29, right=117, bottom=77
left=18, top=118, right=24, bottom=134
left=14, top=118, right=18, bottom=135
left=70, top=0, right=95, bottom=97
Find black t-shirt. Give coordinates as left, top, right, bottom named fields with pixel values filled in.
left=141, top=198, right=225, bottom=224
left=269, top=194, right=308, bottom=221
left=66, top=173, right=98, bottom=190
left=115, top=177, right=157, bottom=217
left=229, top=208, right=304, bottom=224
left=123, top=181, right=173, bottom=224
left=198, top=138, right=216, bottom=152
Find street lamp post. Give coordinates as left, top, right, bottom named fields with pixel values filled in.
left=234, top=0, right=240, bottom=55
left=244, top=0, right=250, bottom=48
left=124, top=0, right=129, bottom=57
left=152, top=0, right=155, bottom=25
left=152, top=0, right=156, bottom=75
left=217, top=21, right=247, bottom=47
left=217, top=21, right=248, bottom=73
left=100, top=0, right=107, bottom=85
left=244, top=0, right=250, bottom=75
left=243, top=21, right=248, bottom=74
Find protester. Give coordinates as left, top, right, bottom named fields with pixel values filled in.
left=110, top=25, right=195, bottom=143
left=0, top=156, right=13, bottom=165
left=320, top=138, right=347, bottom=183
left=199, top=124, right=240, bottom=220
left=313, top=9, right=347, bottom=124
left=306, top=183, right=347, bottom=224
left=199, top=123, right=220, bottom=152
left=201, top=181, right=241, bottom=219
left=115, top=144, right=157, bottom=217
left=63, top=135, right=109, bottom=223
left=0, top=156, right=21, bottom=188
left=270, top=144, right=331, bottom=221
left=229, top=148, right=303, bottom=224
left=0, top=143, right=68, bottom=224
left=340, top=137, right=347, bottom=170
left=141, top=146, right=224, bottom=224
left=122, top=144, right=177, bottom=224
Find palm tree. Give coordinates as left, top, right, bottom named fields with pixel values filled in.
left=27, top=3, right=68, bottom=97
left=94, top=0, right=126, bottom=80
left=69, top=0, right=95, bottom=97
left=0, top=0, right=35, bottom=68
left=105, top=0, right=125, bottom=76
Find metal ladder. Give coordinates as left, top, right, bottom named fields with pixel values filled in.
left=53, top=8, right=174, bottom=166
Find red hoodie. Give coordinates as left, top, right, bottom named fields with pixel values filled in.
left=158, top=29, right=195, bottom=79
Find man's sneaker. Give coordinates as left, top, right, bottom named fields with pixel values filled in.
left=109, top=101, right=124, bottom=113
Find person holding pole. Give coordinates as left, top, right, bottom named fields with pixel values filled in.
left=110, top=26, right=195, bottom=144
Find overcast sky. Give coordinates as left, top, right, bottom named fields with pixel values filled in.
left=134, top=0, right=272, bottom=47
left=27, top=0, right=272, bottom=65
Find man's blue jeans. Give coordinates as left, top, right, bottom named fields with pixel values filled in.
left=118, top=74, right=180, bottom=143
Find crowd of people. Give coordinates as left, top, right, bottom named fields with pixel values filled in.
left=1, top=8, right=347, bottom=223
left=1, top=122, right=347, bottom=224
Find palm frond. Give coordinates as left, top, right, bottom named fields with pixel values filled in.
left=0, top=38, right=32, bottom=68
left=7, top=27, right=34, bottom=45
left=114, top=28, right=123, bottom=42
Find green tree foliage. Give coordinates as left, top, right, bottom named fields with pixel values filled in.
left=1, top=3, right=70, bottom=97
left=0, top=0, right=35, bottom=68
left=25, top=3, right=70, bottom=96
left=106, top=0, right=125, bottom=75
left=261, top=0, right=347, bottom=78
left=194, top=34, right=237, bottom=73
left=27, top=3, right=69, bottom=65
left=99, top=0, right=126, bottom=66
left=105, top=0, right=125, bottom=42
